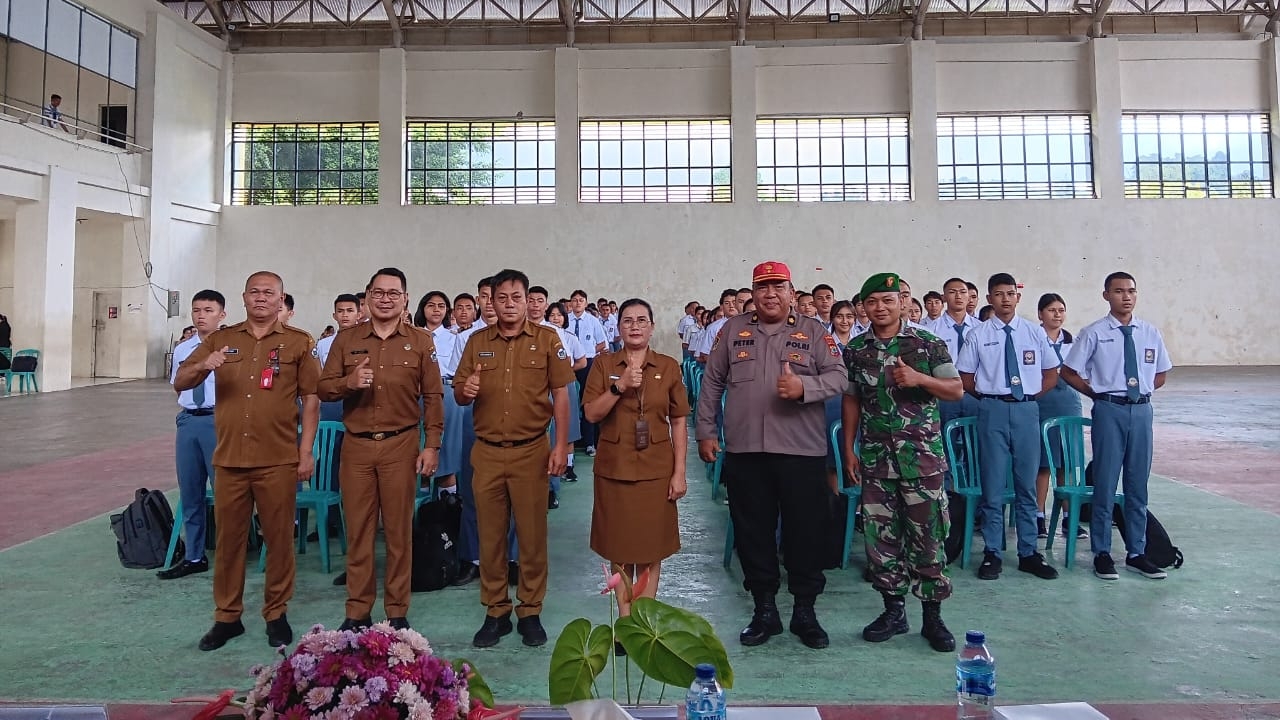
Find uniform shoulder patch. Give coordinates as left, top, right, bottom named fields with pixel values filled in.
left=557, top=347, right=568, bottom=360
left=823, top=335, right=840, bottom=357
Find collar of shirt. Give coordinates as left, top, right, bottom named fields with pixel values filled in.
left=747, top=311, right=800, bottom=327
left=1103, top=313, right=1145, bottom=331
left=990, top=315, right=1023, bottom=332
left=609, top=347, right=657, bottom=369
left=485, top=319, right=537, bottom=340
left=233, top=320, right=287, bottom=337
left=355, top=320, right=410, bottom=340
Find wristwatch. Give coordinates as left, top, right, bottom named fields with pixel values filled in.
left=609, top=383, right=623, bottom=396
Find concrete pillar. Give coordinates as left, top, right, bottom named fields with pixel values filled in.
left=12, top=167, right=77, bottom=392
left=555, top=47, right=580, bottom=206
left=1266, top=37, right=1280, bottom=199
left=217, top=52, right=235, bottom=206
left=729, top=45, right=757, bottom=204
left=379, top=48, right=407, bottom=207
left=907, top=40, right=938, bottom=203
left=1089, top=37, right=1123, bottom=201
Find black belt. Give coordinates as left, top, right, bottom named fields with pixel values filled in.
left=350, top=424, right=417, bottom=441
left=477, top=435, right=543, bottom=448
left=979, top=394, right=1035, bottom=403
left=1096, top=393, right=1151, bottom=405
left=183, top=408, right=214, bottom=416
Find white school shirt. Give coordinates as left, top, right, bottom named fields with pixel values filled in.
left=542, top=321, right=586, bottom=362
left=678, top=314, right=697, bottom=338
left=172, top=334, right=216, bottom=410
left=928, top=313, right=982, bottom=363
left=1044, top=329, right=1074, bottom=365
left=1064, top=314, right=1172, bottom=396
left=955, top=315, right=1059, bottom=396
left=431, top=325, right=455, bottom=377
left=602, top=315, right=619, bottom=344
left=568, top=311, right=607, bottom=358
left=445, top=324, right=485, bottom=377
left=315, top=334, right=337, bottom=367
left=696, top=317, right=729, bottom=356
left=686, top=326, right=704, bottom=353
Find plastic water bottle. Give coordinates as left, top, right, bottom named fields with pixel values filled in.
left=685, top=663, right=727, bottom=720
left=956, top=630, right=996, bottom=720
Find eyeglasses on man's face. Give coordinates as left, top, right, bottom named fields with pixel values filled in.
left=369, top=289, right=405, bottom=300
left=620, top=318, right=651, bottom=328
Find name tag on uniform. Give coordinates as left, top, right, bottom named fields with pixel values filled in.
left=1144, top=348, right=1155, bottom=364
left=479, top=351, right=495, bottom=358
left=225, top=348, right=239, bottom=355
left=350, top=349, right=369, bottom=355
left=1022, top=350, right=1036, bottom=365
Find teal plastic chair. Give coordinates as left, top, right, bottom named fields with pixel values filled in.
left=260, top=421, right=347, bottom=573
left=830, top=420, right=865, bottom=569
left=10, top=349, right=39, bottom=394
left=0, top=347, right=11, bottom=394
left=942, top=416, right=1014, bottom=569
left=165, top=486, right=215, bottom=569
left=1041, top=416, right=1124, bottom=568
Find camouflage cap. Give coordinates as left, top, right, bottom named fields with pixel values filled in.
left=860, top=273, right=902, bottom=299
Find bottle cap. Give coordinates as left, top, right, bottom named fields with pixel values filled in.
left=965, top=630, right=985, bottom=644
left=694, top=663, right=716, bottom=679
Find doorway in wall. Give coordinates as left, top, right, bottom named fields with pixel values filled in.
left=99, top=106, right=128, bottom=148
left=91, top=290, right=122, bottom=378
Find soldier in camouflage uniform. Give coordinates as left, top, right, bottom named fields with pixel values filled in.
left=841, top=272, right=964, bottom=653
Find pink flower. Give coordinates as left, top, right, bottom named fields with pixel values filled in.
left=339, top=686, right=369, bottom=714
left=632, top=567, right=651, bottom=598
left=387, top=642, right=416, bottom=667
left=600, top=563, right=623, bottom=595
left=305, top=686, right=335, bottom=711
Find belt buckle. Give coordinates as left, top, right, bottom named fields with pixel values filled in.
left=501, top=440, right=514, bottom=448
left=373, top=432, right=386, bottom=441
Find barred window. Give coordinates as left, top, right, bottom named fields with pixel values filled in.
left=580, top=120, right=731, bottom=203
left=406, top=121, right=555, bottom=205
left=230, top=123, right=379, bottom=206
left=938, top=115, right=1093, bottom=200
left=757, top=117, right=910, bottom=202
left=1123, top=113, right=1273, bottom=199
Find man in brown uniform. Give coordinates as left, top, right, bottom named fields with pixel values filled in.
left=455, top=268, right=574, bottom=648
left=318, top=267, right=445, bottom=632
left=176, top=271, right=320, bottom=651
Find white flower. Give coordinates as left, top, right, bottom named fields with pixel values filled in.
left=306, top=686, right=335, bottom=710
left=394, top=682, right=422, bottom=706
left=403, top=631, right=431, bottom=654
left=339, top=686, right=369, bottom=715
left=409, top=701, right=435, bottom=720
left=387, top=642, right=416, bottom=667
left=458, top=688, right=470, bottom=712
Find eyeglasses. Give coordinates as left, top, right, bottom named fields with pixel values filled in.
left=620, top=318, right=651, bottom=328
left=369, top=290, right=405, bottom=300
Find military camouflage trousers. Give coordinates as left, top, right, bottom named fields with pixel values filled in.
left=862, top=472, right=952, bottom=602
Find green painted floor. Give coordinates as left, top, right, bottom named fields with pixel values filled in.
left=2, top=440, right=1278, bottom=708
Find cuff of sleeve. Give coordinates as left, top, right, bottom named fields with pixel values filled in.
left=424, top=434, right=442, bottom=449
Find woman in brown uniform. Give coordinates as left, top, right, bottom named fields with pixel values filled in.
left=583, top=298, right=690, bottom=620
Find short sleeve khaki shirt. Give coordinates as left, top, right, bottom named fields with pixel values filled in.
left=583, top=348, right=690, bottom=481
left=454, top=321, right=575, bottom=442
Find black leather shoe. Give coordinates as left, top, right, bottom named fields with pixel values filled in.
left=863, top=595, right=909, bottom=642
left=564, top=467, right=578, bottom=482
left=738, top=596, right=783, bottom=647
left=387, top=617, right=411, bottom=631
left=266, top=614, right=293, bottom=648
left=1017, top=552, right=1059, bottom=580
left=508, top=562, right=519, bottom=587
left=517, top=615, right=548, bottom=647
left=548, top=491, right=559, bottom=509
left=198, top=620, right=245, bottom=651
left=789, top=603, right=829, bottom=649
left=333, top=572, right=347, bottom=586
left=472, top=613, right=513, bottom=648
left=157, top=557, right=209, bottom=580
left=453, top=564, right=481, bottom=586
left=338, top=617, right=372, bottom=632
left=977, top=551, right=1002, bottom=580
left=920, top=601, right=955, bottom=653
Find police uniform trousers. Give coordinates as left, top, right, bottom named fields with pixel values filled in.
left=724, top=452, right=829, bottom=599
left=471, top=436, right=549, bottom=618
left=341, top=430, right=418, bottom=619
left=212, top=463, right=297, bottom=623
left=977, top=397, right=1041, bottom=559
left=862, top=472, right=952, bottom=601
left=1089, top=399, right=1153, bottom=557
left=175, top=410, right=216, bottom=562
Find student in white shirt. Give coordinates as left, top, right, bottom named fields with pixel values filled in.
left=695, top=289, right=739, bottom=362
left=543, top=299, right=588, bottom=493
left=569, top=290, right=608, bottom=455
left=1033, top=292, right=1084, bottom=541
left=415, top=291, right=461, bottom=499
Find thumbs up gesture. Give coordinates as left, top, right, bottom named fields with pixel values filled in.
left=892, top=356, right=922, bottom=388
left=203, top=346, right=231, bottom=371
left=461, top=363, right=483, bottom=400
left=346, top=357, right=374, bottom=391
left=616, top=359, right=644, bottom=392
left=777, top=360, right=804, bottom=400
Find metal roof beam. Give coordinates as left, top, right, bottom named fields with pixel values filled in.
left=1267, top=2, right=1280, bottom=33
left=382, top=0, right=404, bottom=44
left=1089, top=0, right=1113, bottom=36
left=558, top=0, right=576, bottom=45
left=204, top=0, right=230, bottom=33
left=736, top=0, right=750, bottom=45
left=911, top=0, right=932, bottom=39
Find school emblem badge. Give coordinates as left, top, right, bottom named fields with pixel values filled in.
left=1010, top=376, right=1022, bottom=386
left=1127, top=377, right=1139, bottom=387
left=557, top=347, right=567, bottom=360
left=1144, top=348, right=1155, bottom=364
left=1022, top=350, right=1036, bottom=365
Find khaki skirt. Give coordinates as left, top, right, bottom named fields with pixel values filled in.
left=590, top=474, right=680, bottom=565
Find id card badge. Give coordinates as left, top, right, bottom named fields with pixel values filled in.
left=635, top=418, right=650, bottom=450
left=260, top=366, right=275, bottom=390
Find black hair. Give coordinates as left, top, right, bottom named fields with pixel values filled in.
left=192, top=289, right=225, bottom=308
left=943, top=277, right=967, bottom=291
left=685, top=301, right=698, bottom=311
left=978, top=305, right=994, bottom=321
left=369, top=267, right=408, bottom=292
left=1037, top=293, right=1067, bottom=313
left=1104, top=271, right=1136, bottom=290
left=831, top=300, right=854, bottom=319
left=356, top=291, right=366, bottom=301
left=334, top=293, right=359, bottom=308
left=851, top=293, right=861, bottom=304
left=737, top=288, right=752, bottom=296
left=618, top=298, right=653, bottom=322
left=570, top=289, right=588, bottom=300
left=812, top=283, right=835, bottom=296
left=720, top=288, right=738, bottom=304
left=987, top=273, right=1017, bottom=293
left=50, top=94, right=61, bottom=101
left=923, top=291, right=943, bottom=303
left=414, top=291, right=452, bottom=328
left=283, top=293, right=295, bottom=311
left=454, top=292, right=475, bottom=307
left=545, top=302, right=570, bottom=328
left=911, top=298, right=923, bottom=311
left=964, top=281, right=979, bottom=293
left=492, top=268, right=530, bottom=293
left=529, top=285, right=549, bottom=298
left=477, top=276, right=494, bottom=292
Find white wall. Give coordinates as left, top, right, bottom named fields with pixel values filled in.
left=213, top=36, right=1280, bottom=366
left=232, top=53, right=380, bottom=122
left=0, top=219, right=13, bottom=325
left=71, top=218, right=124, bottom=376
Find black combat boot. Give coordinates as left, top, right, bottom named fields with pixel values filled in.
left=739, top=593, right=783, bottom=646
left=862, top=593, right=909, bottom=642
left=920, top=601, right=956, bottom=652
left=788, top=596, right=829, bottom=649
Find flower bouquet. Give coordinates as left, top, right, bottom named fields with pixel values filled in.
left=178, top=622, right=518, bottom=720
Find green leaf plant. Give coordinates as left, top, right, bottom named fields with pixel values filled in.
left=548, top=564, right=733, bottom=707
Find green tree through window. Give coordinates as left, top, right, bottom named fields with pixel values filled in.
left=233, top=123, right=379, bottom=205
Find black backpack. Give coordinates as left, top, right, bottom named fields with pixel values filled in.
left=1113, top=505, right=1184, bottom=569
left=412, top=493, right=461, bottom=592
left=11, top=355, right=36, bottom=373
left=111, top=488, right=181, bottom=569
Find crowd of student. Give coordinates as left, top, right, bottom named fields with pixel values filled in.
left=161, top=262, right=1171, bottom=657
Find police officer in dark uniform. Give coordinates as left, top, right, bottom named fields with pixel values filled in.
left=696, top=261, right=847, bottom=649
